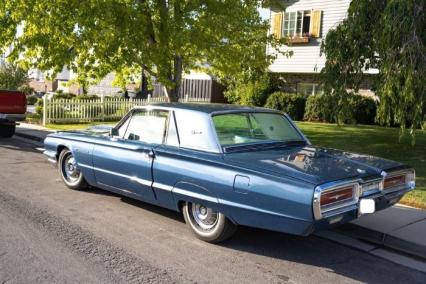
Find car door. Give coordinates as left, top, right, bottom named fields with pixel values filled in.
left=92, top=109, right=169, bottom=202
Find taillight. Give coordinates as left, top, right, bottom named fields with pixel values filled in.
left=320, top=186, right=354, bottom=206
left=383, top=175, right=406, bottom=189
left=313, top=181, right=359, bottom=220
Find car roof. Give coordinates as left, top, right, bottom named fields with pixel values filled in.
left=140, top=103, right=279, bottom=115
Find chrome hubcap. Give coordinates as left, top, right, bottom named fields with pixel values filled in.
left=191, top=203, right=218, bottom=231
left=63, top=155, right=80, bottom=183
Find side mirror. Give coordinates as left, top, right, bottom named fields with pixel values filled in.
left=109, top=128, right=119, bottom=137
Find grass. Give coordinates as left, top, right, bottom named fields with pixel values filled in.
left=46, top=122, right=118, bottom=131
left=296, top=122, right=426, bottom=209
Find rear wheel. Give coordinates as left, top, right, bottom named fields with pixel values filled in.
left=0, top=123, right=15, bottom=138
left=58, top=149, right=88, bottom=190
left=182, top=201, right=237, bottom=243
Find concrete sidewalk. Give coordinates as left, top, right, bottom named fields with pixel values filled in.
left=13, top=123, right=426, bottom=262
left=337, top=206, right=426, bottom=260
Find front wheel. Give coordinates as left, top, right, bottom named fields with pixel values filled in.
left=0, top=123, right=15, bottom=138
left=58, top=149, right=88, bottom=190
left=182, top=201, right=237, bottom=243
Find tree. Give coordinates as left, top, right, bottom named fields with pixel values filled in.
left=0, top=0, right=283, bottom=102
left=321, top=0, right=425, bottom=136
left=0, top=62, right=29, bottom=90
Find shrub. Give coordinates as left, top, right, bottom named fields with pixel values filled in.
left=304, top=94, right=377, bottom=124
left=26, top=95, right=38, bottom=105
left=53, top=92, right=75, bottom=100
left=224, top=74, right=274, bottom=107
left=25, top=113, right=42, bottom=123
left=350, top=95, right=377, bottom=125
left=35, top=98, right=44, bottom=116
left=265, top=92, right=306, bottom=121
left=75, top=94, right=99, bottom=100
left=304, top=94, right=335, bottom=122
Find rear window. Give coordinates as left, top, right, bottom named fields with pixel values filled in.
left=212, top=112, right=303, bottom=146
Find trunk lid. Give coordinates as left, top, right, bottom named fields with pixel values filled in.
left=224, top=145, right=403, bottom=185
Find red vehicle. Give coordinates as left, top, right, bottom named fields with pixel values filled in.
left=0, top=90, right=26, bottom=137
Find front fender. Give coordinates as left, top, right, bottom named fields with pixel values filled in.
left=43, top=135, right=96, bottom=185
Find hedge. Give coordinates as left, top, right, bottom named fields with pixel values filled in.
left=304, top=94, right=377, bottom=124
left=265, top=92, right=307, bottom=121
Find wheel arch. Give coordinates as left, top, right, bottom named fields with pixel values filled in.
left=56, top=144, right=68, bottom=159
left=172, top=181, right=237, bottom=224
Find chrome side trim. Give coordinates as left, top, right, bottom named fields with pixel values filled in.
left=219, top=199, right=311, bottom=222
left=173, top=187, right=218, bottom=203
left=78, top=163, right=152, bottom=187
left=153, top=182, right=173, bottom=191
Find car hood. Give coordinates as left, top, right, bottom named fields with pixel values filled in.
left=224, top=145, right=404, bottom=185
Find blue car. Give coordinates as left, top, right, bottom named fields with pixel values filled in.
left=44, top=104, right=415, bottom=243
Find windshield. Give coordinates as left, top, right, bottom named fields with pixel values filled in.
left=212, top=112, right=304, bottom=147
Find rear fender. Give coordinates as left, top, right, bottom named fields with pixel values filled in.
left=172, top=181, right=223, bottom=213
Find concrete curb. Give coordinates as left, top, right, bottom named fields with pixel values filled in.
left=337, top=222, right=426, bottom=260
left=316, top=230, right=426, bottom=273
left=14, top=131, right=45, bottom=143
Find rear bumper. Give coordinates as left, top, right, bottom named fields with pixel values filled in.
left=0, top=113, right=26, bottom=122
left=314, top=186, right=412, bottom=230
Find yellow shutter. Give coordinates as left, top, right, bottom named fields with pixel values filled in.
left=310, top=10, right=322, bottom=38
left=272, top=12, right=283, bottom=39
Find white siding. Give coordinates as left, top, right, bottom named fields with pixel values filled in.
left=268, top=0, right=351, bottom=73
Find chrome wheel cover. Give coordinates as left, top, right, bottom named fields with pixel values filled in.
left=62, top=154, right=81, bottom=184
left=190, top=203, right=218, bottom=231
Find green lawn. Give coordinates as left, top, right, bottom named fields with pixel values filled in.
left=297, top=122, right=426, bottom=209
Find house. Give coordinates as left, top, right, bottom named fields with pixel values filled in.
left=267, top=0, right=375, bottom=96
left=28, top=67, right=74, bottom=94
left=152, top=71, right=226, bottom=103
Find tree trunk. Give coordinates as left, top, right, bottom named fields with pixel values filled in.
left=167, top=56, right=183, bottom=102
left=140, top=67, right=148, bottom=99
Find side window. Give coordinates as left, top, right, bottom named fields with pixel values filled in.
left=124, top=110, right=168, bottom=144
left=165, top=112, right=179, bottom=147
left=117, top=117, right=131, bottom=138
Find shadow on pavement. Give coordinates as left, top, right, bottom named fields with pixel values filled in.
left=83, top=185, right=425, bottom=283
left=85, top=186, right=185, bottom=223
left=0, top=137, right=41, bottom=154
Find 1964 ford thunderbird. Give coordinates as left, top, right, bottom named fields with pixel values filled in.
left=44, top=103, right=415, bottom=243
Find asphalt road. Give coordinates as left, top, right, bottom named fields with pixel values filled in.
left=1, top=137, right=425, bottom=284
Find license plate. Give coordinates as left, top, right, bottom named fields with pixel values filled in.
left=359, top=199, right=375, bottom=214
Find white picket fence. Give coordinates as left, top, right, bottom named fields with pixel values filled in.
left=42, top=95, right=209, bottom=125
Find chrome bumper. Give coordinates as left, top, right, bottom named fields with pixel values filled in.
left=321, top=186, right=413, bottom=220
left=0, top=113, right=26, bottom=122
left=43, top=150, right=57, bottom=165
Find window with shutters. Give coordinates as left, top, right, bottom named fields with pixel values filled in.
left=279, top=10, right=322, bottom=43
